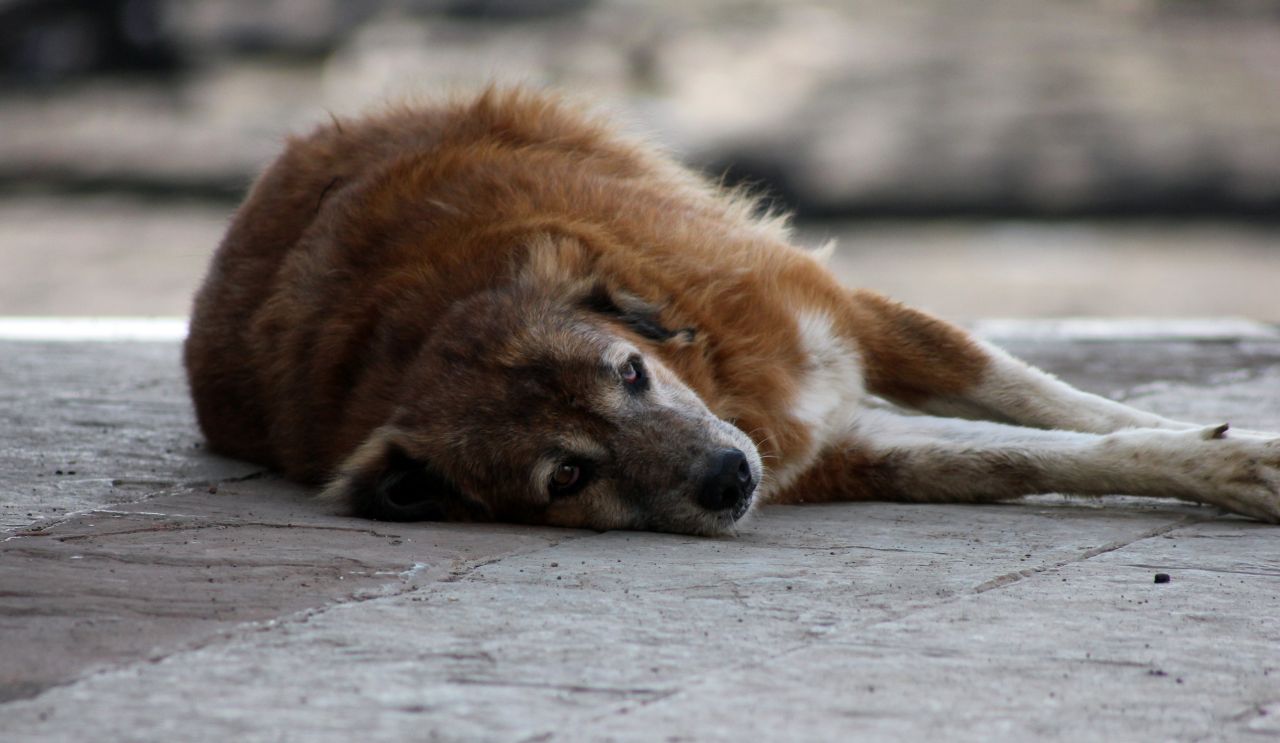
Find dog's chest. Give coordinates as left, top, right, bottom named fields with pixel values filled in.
left=783, top=307, right=865, bottom=453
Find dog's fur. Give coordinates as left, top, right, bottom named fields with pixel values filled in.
left=185, top=89, right=1280, bottom=535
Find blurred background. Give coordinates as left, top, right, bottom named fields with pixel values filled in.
left=1, top=0, right=1277, bottom=321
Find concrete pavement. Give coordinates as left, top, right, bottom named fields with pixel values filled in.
left=2, top=321, right=1278, bottom=741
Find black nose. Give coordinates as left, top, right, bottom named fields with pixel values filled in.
left=697, top=448, right=756, bottom=512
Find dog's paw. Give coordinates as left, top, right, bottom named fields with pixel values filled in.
left=1182, top=428, right=1280, bottom=523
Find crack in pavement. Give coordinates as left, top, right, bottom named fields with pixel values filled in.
left=45, top=519, right=406, bottom=542
left=743, top=542, right=952, bottom=556
left=969, top=513, right=1217, bottom=594
left=180, top=469, right=270, bottom=489
left=0, top=528, right=597, bottom=709
left=549, top=512, right=1228, bottom=735
left=445, top=677, right=672, bottom=697
left=1224, top=699, right=1280, bottom=727
left=0, top=545, right=378, bottom=571
left=3, top=469, right=269, bottom=539
left=8, top=527, right=599, bottom=691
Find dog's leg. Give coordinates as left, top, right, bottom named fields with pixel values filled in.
left=848, top=290, right=1198, bottom=434
left=775, top=408, right=1280, bottom=523
left=925, top=337, right=1203, bottom=432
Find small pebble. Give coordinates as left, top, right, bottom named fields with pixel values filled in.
left=1154, top=573, right=1171, bottom=584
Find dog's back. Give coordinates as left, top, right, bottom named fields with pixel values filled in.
left=185, top=103, right=448, bottom=471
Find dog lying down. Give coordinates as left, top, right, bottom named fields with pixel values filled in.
left=184, top=88, right=1280, bottom=535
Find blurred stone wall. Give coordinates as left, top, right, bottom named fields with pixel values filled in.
left=2, top=0, right=1279, bottom=216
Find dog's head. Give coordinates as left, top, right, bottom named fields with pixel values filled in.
left=322, top=236, right=763, bottom=535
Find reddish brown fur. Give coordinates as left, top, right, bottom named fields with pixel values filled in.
left=845, top=290, right=989, bottom=406
left=185, top=88, right=997, bottom=530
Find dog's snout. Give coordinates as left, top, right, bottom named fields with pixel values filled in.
left=697, top=448, right=756, bottom=512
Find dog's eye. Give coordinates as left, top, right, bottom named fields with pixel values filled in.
left=548, top=462, right=589, bottom=497
left=620, top=358, right=646, bottom=390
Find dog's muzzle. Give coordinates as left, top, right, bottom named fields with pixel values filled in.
left=697, top=448, right=757, bottom=520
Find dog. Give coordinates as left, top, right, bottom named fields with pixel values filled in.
left=184, top=88, right=1280, bottom=535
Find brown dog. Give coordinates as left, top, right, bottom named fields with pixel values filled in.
left=185, top=88, right=1280, bottom=535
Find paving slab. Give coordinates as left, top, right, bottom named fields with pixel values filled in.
left=1, top=320, right=1278, bottom=742
left=0, top=338, right=257, bottom=530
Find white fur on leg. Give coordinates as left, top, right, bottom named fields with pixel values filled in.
left=850, top=409, right=1280, bottom=523
left=917, top=340, right=1198, bottom=434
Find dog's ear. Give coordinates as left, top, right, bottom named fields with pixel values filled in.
left=581, top=282, right=695, bottom=344
left=515, top=231, right=695, bottom=343
left=321, top=428, right=486, bottom=522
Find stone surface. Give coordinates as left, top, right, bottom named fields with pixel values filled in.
left=1, top=322, right=1278, bottom=741
left=0, top=339, right=257, bottom=530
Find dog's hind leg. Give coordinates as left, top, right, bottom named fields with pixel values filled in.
left=846, top=290, right=1199, bottom=434
left=773, top=408, right=1280, bottom=523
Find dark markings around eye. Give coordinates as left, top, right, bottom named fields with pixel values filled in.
left=620, top=356, right=649, bottom=393
left=548, top=459, right=594, bottom=498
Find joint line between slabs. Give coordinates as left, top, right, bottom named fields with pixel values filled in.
left=970, top=513, right=1217, bottom=595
